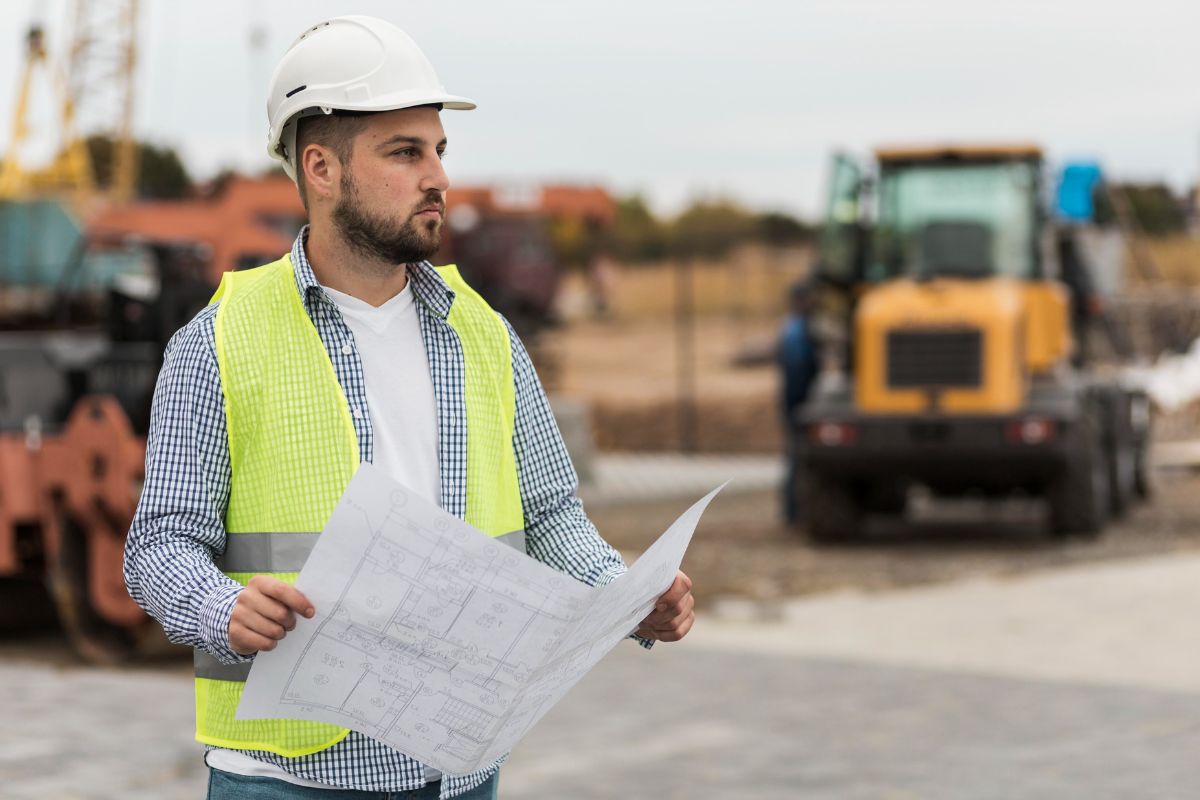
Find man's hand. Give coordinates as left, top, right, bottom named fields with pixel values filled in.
left=635, top=570, right=694, bottom=642
left=228, top=575, right=315, bottom=656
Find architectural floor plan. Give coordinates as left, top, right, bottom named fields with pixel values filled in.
left=237, top=464, right=721, bottom=775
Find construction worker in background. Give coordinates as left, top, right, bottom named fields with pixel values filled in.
left=123, top=16, right=694, bottom=800
left=778, top=280, right=820, bottom=524
left=1057, top=228, right=1103, bottom=367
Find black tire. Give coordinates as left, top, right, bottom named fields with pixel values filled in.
left=1133, top=436, right=1153, bottom=500
left=865, top=480, right=908, bottom=515
left=47, top=513, right=137, bottom=665
left=1131, top=393, right=1153, bottom=500
left=1049, top=403, right=1109, bottom=538
left=1100, top=389, right=1136, bottom=518
left=803, top=471, right=861, bottom=544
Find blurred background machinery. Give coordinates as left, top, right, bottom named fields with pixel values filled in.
left=799, top=144, right=1152, bottom=543
left=0, top=1, right=192, bottom=663
left=0, top=0, right=138, bottom=206
left=0, top=2, right=590, bottom=662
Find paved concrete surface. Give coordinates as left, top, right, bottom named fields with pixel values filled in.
left=698, top=551, right=1200, bottom=694
left=1, top=658, right=201, bottom=799
left=5, top=553, right=1200, bottom=798
left=578, top=453, right=782, bottom=508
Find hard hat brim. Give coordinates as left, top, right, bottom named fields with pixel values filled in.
left=311, top=90, right=476, bottom=114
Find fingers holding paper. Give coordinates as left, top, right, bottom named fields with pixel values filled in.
left=228, top=575, right=316, bottom=655
left=635, top=570, right=695, bottom=642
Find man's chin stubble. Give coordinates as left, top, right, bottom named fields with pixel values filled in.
left=337, top=216, right=441, bottom=269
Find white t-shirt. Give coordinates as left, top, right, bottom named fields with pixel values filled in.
left=322, top=281, right=441, bottom=507
left=207, top=278, right=444, bottom=787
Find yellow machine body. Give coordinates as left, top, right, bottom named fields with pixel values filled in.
left=855, top=278, right=1072, bottom=415
left=800, top=141, right=1149, bottom=542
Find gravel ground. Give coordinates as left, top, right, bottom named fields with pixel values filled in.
left=589, top=466, right=1200, bottom=612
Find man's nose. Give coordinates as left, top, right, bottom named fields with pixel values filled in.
left=421, top=155, right=450, bottom=194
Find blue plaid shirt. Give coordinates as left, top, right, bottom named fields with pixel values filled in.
left=124, top=229, right=633, bottom=797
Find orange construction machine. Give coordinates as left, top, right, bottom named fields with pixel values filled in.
left=0, top=224, right=213, bottom=661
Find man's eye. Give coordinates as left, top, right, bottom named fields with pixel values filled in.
left=437, top=150, right=447, bottom=160
left=392, top=148, right=416, bottom=158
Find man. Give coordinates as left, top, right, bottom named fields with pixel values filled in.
left=778, top=280, right=820, bottom=524
left=123, top=16, right=694, bottom=800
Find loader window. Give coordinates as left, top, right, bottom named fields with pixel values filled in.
left=870, top=161, right=1037, bottom=281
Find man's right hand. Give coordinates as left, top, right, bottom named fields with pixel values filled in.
left=228, top=575, right=315, bottom=656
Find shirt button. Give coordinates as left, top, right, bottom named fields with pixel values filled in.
left=353, top=407, right=363, bottom=420
left=341, top=343, right=352, bottom=356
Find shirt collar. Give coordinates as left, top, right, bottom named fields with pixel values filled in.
left=289, top=225, right=455, bottom=320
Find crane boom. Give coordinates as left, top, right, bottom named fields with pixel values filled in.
left=0, top=0, right=139, bottom=206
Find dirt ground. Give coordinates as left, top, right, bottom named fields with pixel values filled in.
left=537, top=250, right=806, bottom=453
left=588, top=467, right=1200, bottom=612
left=542, top=314, right=784, bottom=453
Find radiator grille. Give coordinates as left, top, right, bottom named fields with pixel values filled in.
left=886, top=329, right=983, bottom=388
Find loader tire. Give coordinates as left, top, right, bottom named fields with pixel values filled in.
left=1100, top=388, right=1136, bottom=518
left=48, top=513, right=137, bottom=665
left=804, top=472, right=861, bottom=544
left=865, top=479, right=908, bottom=515
left=1131, top=391, right=1153, bottom=500
left=1049, top=405, right=1108, bottom=538
left=1133, top=436, right=1153, bottom=500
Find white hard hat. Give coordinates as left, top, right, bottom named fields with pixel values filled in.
left=266, top=16, right=475, bottom=182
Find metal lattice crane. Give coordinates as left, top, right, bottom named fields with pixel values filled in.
left=0, top=0, right=139, bottom=205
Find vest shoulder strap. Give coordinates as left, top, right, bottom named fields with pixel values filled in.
left=210, top=256, right=293, bottom=307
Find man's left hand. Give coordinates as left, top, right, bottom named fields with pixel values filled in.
left=635, top=570, right=694, bottom=642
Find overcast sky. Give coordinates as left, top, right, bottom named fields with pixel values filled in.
left=3, top=0, right=1199, bottom=217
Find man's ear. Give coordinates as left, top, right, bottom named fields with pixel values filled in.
left=302, top=144, right=339, bottom=204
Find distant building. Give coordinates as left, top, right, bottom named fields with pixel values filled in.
left=88, top=174, right=307, bottom=284
left=446, top=183, right=615, bottom=227
left=88, top=175, right=615, bottom=285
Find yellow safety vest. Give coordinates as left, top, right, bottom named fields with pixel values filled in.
left=194, top=255, right=524, bottom=757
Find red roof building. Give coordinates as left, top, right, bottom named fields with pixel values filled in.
left=88, top=174, right=307, bottom=284
left=88, top=176, right=615, bottom=285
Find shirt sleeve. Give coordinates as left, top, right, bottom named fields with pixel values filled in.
left=122, top=308, right=249, bottom=665
left=503, top=319, right=620, bottom=582
left=503, top=319, right=654, bottom=649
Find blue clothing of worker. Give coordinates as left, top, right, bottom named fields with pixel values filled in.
left=779, top=307, right=819, bottom=524
left=779, top=314, right=819, bottom=418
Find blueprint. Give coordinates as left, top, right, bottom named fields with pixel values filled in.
left=236, top=463, right=723, bottom=775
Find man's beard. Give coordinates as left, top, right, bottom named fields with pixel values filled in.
left=332, top=173, right=443, bottom=268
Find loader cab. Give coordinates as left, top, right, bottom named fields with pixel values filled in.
left=818, top=145, right=1048, bottom=286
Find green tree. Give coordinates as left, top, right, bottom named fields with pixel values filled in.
left=759, top=210, right=814, bottom=246
left=85, top=134, right=193, bottom=199
left=667, top=197, right=760, bottom=259
left=610, top=194, right=667, bottom=262
left=1094, top=182, right=1187, bottom=237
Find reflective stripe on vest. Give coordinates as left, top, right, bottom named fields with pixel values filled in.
left=194, top=255, right=525, bottom=759
left=197, top=529, right=528, bottom=683
left=215, top=528, right=527, bottom=574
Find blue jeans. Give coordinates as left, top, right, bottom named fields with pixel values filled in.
left=206, top=768, right=499, bottom=800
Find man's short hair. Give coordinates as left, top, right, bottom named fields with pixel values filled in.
left=294, top=111, right=373, bottom=211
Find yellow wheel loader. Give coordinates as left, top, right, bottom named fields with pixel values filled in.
left=800, top=144, right=1150, bottom=542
